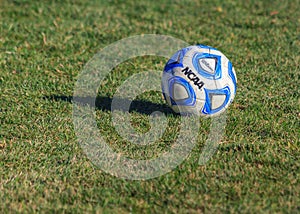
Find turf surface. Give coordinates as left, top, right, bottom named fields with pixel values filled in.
left=1, top=0, right=299, bottom=213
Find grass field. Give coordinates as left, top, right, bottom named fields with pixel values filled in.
left=1, top=0, right=300, bottom=213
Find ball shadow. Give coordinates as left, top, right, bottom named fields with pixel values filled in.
left=44, top=95, right=176, bottom=116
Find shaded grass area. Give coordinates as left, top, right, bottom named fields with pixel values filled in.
left=1, top=0, right=300, bottom=213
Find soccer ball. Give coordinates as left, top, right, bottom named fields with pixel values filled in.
left=161, top=44, right=237, bottom=117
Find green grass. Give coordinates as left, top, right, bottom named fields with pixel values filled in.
left=1, top=0, right=300, bottom=213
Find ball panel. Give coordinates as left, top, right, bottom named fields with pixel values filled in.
left=192, top=53, right=222, bottom=80
left=198, top=57, right=217, bottom=75
left=168, top=76, right=196, bottom=107
left=202, top=86, right=231, bottom=115
left=211, top=94, right=227, bottom=110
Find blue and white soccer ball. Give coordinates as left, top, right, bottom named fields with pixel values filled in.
left=162, top=45, right=237, bottom=117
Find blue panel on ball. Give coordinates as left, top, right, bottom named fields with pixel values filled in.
left=168, top=76, right=196, bottom=106
left=228, top=61, right=237, bottom=94
left=164, top=61, right=183, bottom=72
left=197, top=44, right=218, bottom=50
left=192, top=52, right=222, bottom=80
left=164, top=47, right=190, bottom=72
left=202, top=86, right=231, bottom=115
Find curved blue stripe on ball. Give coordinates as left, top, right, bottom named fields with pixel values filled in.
left=169, top=51, right=181, bottom=63
left=164, top=62, right=183, bottom=72
left=192, top=52, right=222, bottom=80
left=164, top=47, right=192, bottom=72
left=202, top=86, right=231, bottom=115
left=180, top=47, right=191, bottom=58
left=197, top=44, right=218, bottom=50
left=228, top=61, right=237, bottom=95
left=168, top=76, right=196, bottom=106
